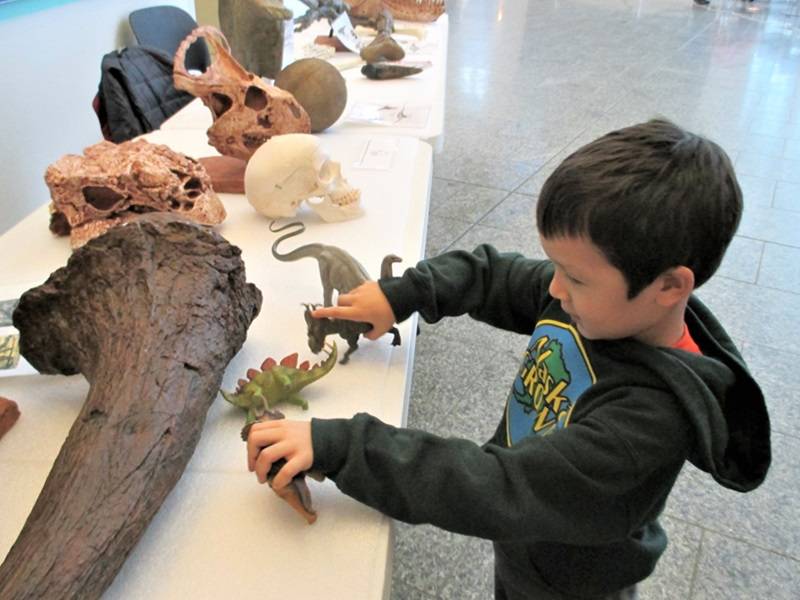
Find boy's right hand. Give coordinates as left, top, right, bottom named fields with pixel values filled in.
left=311, top=281, right=396, bottom=340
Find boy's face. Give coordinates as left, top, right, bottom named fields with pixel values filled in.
left=540, top=235, right=669, bottom=343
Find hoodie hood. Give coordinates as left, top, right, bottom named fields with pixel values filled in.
left=648, top=296, right=771, bottom=491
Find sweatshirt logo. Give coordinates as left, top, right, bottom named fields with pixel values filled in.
left=505, top=320, right=596, bottom=445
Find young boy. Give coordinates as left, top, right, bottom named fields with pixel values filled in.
left=247, top=119, right=771, bottom=599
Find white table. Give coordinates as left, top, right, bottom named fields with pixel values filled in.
left=162, top=15, right=448, bottom=151
left=0, top=130, right=432, bottom=599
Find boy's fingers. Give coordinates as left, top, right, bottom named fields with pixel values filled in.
left=272, top=457, right=304, bottom=491
left=254, top=441, right=289, bottom=483
left=247, top=422, right=281, bottom=471
left=311, top=305, right=358, bottom=321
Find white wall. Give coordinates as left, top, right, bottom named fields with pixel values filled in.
left=0, top=0, right=196, bottom=235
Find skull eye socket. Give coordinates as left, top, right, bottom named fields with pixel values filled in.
left=318, top=160, right=339, bottom=184
left=210, top=93, right=233, bottom=117
left=245, top=86, right=267, bottom=111
left=82, top=186, right=125, bottom=210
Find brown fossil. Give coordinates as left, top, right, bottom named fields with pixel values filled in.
left=173, top=26, right=311, bottom=161
left=383, top=0, right=445, bottom=22
left=0, top=214, right=262, bottom=600
left=45, top=139, right=226, bottom=248
left=0, top=396, right=20, bottom=440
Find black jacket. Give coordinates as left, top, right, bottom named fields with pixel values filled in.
left=96, top=46, right=192, bottom=143
left=310, top=245, right=771, bottom=598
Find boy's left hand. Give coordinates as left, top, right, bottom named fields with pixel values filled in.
left=247, top=419, right=313, bottom=491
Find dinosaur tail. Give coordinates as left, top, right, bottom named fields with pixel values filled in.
left=270, top=220, right=318, bottom=262
left=380, top=254, right=402, bottom=279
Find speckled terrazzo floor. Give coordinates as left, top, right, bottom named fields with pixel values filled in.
left=391, top=1, right=800, bottom=598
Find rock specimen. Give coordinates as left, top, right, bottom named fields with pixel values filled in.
left=361, top=62, right=423, bottom=79
left=275, top=58, right=348, bottom=133
left=0, top=214, right=262, bottom=600
left=360, top=31, right=405, bottom=63
left=219, top=0, right=292, bottom=79
left=46, top=139, right=226, bottom=248
left=0, top=396, right=20, bottom=440
left=174, top=26, right=311, bottom=161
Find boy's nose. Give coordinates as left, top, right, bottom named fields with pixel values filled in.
left=549, top=271, right=568, bottom=301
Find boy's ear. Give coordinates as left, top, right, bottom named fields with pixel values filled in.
left=655, top=266, right=694, bottom=306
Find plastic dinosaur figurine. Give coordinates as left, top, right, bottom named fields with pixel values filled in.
left=221, top=345, right=336, bottom=524
left=270, top=220, right=402, bottom=363
left=220, top=342, right=337, bottom=424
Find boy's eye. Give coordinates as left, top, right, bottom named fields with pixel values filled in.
left=566, top=273, right=582, bottom=285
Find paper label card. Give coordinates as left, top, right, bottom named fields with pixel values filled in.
left=331, top=11, right=363, bottom=52
left=347, top=103, right=431, bottom=130
left=353, top=138, right=399, bottom=171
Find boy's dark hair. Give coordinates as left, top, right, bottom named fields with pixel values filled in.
left=536, top=118, right=742, bottom=298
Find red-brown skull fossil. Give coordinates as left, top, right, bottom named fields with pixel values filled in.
left=173, top=26, right=311, bottom=161
left=46, top=139, right=226, bottom=248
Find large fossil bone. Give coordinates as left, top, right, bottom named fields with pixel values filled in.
left=173, top=26, right=311, bottom=160
left=0, top=214, right=262, bottom=599
left=46, top=139, right=226, bottom=248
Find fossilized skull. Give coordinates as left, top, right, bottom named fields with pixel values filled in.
left=173, top=26, right=311, bottom=161
left=46, top=139, right=226, bottom=248
left=244, top=134, right=363, bottom=222
left=348, top=0, right=445, bottom=22
left=383, top=0, right=446, bottom=22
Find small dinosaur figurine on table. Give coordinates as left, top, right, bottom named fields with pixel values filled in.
left=270, top=220, right=402, bottom=364
left=221, top=343, right=337, bottom=523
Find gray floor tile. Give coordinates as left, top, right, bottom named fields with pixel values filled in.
left=692, top=531, right=800, bottom=600
left=393, top=522, right=487, bottom=599
left=638, top=516, right=702, bottom=600
left=735, top=152, right=800, bottom=184
left=407, top=326, right=516, bottom=439
left=716, top=236, right=763, bottom=284
left=784, top=138, right=800, bottom=160
left=423, top=212, right=473, bottom=258
left=665, top=431, right=800, bottom=558
left=428, top=178, right=510, bottom=223
left=478, top=193, right=537, bottom=232
left=390, top=579, right=436, bottom=600
left=757, top=242, right=800, bottom=294
left=772, top=180, right=800, bottom=212
left=742, top=342, right=800, bottom=436
left=737, top=204, right=800, bottom=247
left=451, top=222, right=547, bottom=261
left=736, top=174, right=775, bottom=209
left=695, top=276, right=800, bottom=354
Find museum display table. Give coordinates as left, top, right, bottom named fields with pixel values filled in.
left=161, top=14, right=448, bottom=150
left=0, top=130, right=432, bottom=599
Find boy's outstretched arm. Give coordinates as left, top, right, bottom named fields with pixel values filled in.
left=310, top=281, right=396, bottom=341
left=247, top=419, right=313, bottom=491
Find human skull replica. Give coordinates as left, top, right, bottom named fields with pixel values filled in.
left=245, top=134, right=363, bottom=222
left=173, top=26, right=311, bottom=161
left=46, top=139, right=226, bottom=248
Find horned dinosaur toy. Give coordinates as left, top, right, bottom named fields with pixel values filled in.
left=221, top=344, right=336, bottom=524
left=270, top=220, right=402, bottom=363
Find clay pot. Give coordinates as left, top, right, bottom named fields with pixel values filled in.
left=275, top=58, right=348, bottom=133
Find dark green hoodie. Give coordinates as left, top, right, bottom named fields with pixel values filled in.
left=310, top=245, right=771, bottom=599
